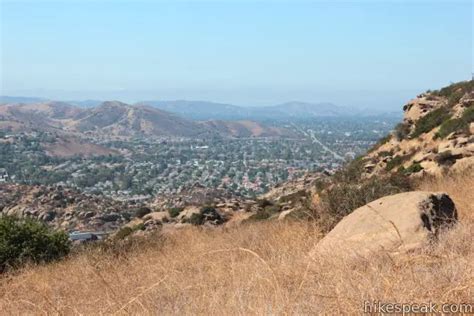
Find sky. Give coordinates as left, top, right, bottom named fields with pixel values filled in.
left=0, top=0, right=472, bottom=110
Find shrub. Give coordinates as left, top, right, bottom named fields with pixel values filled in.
left=168, top=207, right=183, bottom=218
left=394, top=122, right=411, bottom=140
left=385, top=155, right=409, bottom=171
left=378, top=150, right=392, bottom=158
left=247, top=205, right=281, bottom=221
left=0, top=216, right=70, bottom=270
left=411, top=107, right=451, bottom=138
left=404, top=163, right=423, bottom=174
left=115, top=226, right=134, bottom=240
left=462, top=106, right=474, bottom=123
left=188, top=207, right=224, bottom=226
left=256, top=199, right=273, bottom=208
left=332, top=157, right=366, bottom=184
left=134, top=207, right=152, bottom=218
left=114, top=224, right=145, bottom=240
left=435, top=118, right=467, bottom=139
left=318, top=172, right=412, bottom=230
left=435, top=150, right=459, bottom=166
left=432, top=80, right=474, bottom=98
left=447, top=89, right=464, bottom=107
left=435, top=106, right=474, bottom=139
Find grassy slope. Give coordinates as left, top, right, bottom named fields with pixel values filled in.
left=0, top=169, right=472, bottom=314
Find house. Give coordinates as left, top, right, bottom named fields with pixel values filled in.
left=0, top=168, right=9, bottom=183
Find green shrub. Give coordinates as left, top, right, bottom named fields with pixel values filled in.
left=134, top=207, right=151, bottom=218
left=447, top=89, right=464, bottom=107
left=188, top=213, right=205, bottom=225
left=462, top=106, right=474, bottom=123
left=115, top=223, right=145, bottom=240
left=115, top=226, right=134, bottom=240
left=0, top=216, right=70, bottom=270
left=378, top=150, right=393, bottom=158
left=168, top=207, right=183, bottom=218
left=435, top=106, right=474, bottom=139
left=188, top=207, right=224, bottom=225
left=385, top=155, right=409, bottom=171
left=404, top=163, right=423, bottom=174
left=247, top=205, right=281, bottom=221
left=435, top=118, right=467, bottom=139
left=411, top=107, right=451, bottom=138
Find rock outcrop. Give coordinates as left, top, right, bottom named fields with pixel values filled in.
left=364, top=81, right=474, bottom=177
left=311, top=191, right=458, bottom=259
left=0, top=184, right=142, bottom=232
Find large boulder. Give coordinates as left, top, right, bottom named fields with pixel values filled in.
left=311, top=191, right=457, bottom=259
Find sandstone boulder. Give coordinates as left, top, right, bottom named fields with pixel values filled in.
left=143, top=211, right=169, bottom=223
left=311, top=192, right=457, bottom=259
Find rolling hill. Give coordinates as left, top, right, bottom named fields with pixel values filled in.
left=0, top=101, right=293, bottom=139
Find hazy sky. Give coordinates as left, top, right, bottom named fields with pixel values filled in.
left=0, top=0, right=472, bottom=109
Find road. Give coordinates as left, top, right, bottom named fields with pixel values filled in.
left=292, top=124, right=345, bottom=161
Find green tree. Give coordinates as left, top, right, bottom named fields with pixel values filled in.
left=0, top=216, right=71, bottom=271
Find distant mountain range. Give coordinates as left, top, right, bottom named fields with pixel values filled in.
left=1, top=96, right=399, bottom=121
left=136, top=100, right=353, bottom=120
left=0, top=101, right=294, bottom=139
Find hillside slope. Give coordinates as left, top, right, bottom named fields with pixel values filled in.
left=71, top=101, right=214, bottom=138
left=364, top=80, right=473, bottom=176
left=1, top=101, right=293, bottom=139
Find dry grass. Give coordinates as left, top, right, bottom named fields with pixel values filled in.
left=0, top=170, right=473, bottom=315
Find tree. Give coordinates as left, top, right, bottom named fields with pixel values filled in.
left=0, top=216, right=71, bottom=271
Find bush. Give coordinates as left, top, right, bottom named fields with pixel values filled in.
left=435, top=106, right=474, bottom=139
left=432, top=80, right=474, bottom=98
left=247, top=205, right=281, bottom=221
left=114, top=224, right=145, bottom=240
left=318, top=172, right=412, bottom=230
left=134, top=207, right=151, bottom=218
left=378, top=150, right=393, bottom=158
left=435, top=118, right=467, bottom=139
left=168, top=207, right=183, bottom=218
left=385, top=154, right=411, bottom=171
left=394, top=122, right=411, bottom=141
left=256, top=199, right=273, bottom=208
left=435, top=150, right=459, bottom=166
left=0, top=216, right=70, bottom=270
left=404, top=163, right=423, bottom=174
left=115, top=226, right=134, bottom=240
left=462, top=106, right=474, bottom=123
left=188, top=207, right=224, bottom=226
left=411, top=107, right=451, bottom=138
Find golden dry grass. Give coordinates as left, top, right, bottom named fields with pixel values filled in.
left=0, top=170, right=473, bottom=315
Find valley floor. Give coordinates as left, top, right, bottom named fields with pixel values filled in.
left=0, top=171, right=473, bottom=314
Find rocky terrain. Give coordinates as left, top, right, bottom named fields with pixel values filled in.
left=363, top=81, right=474, bottom=176
left=0, top=184, right=142, bottom=232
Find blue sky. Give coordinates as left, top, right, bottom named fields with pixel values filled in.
left=0, top=0, right=472, bottom=109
